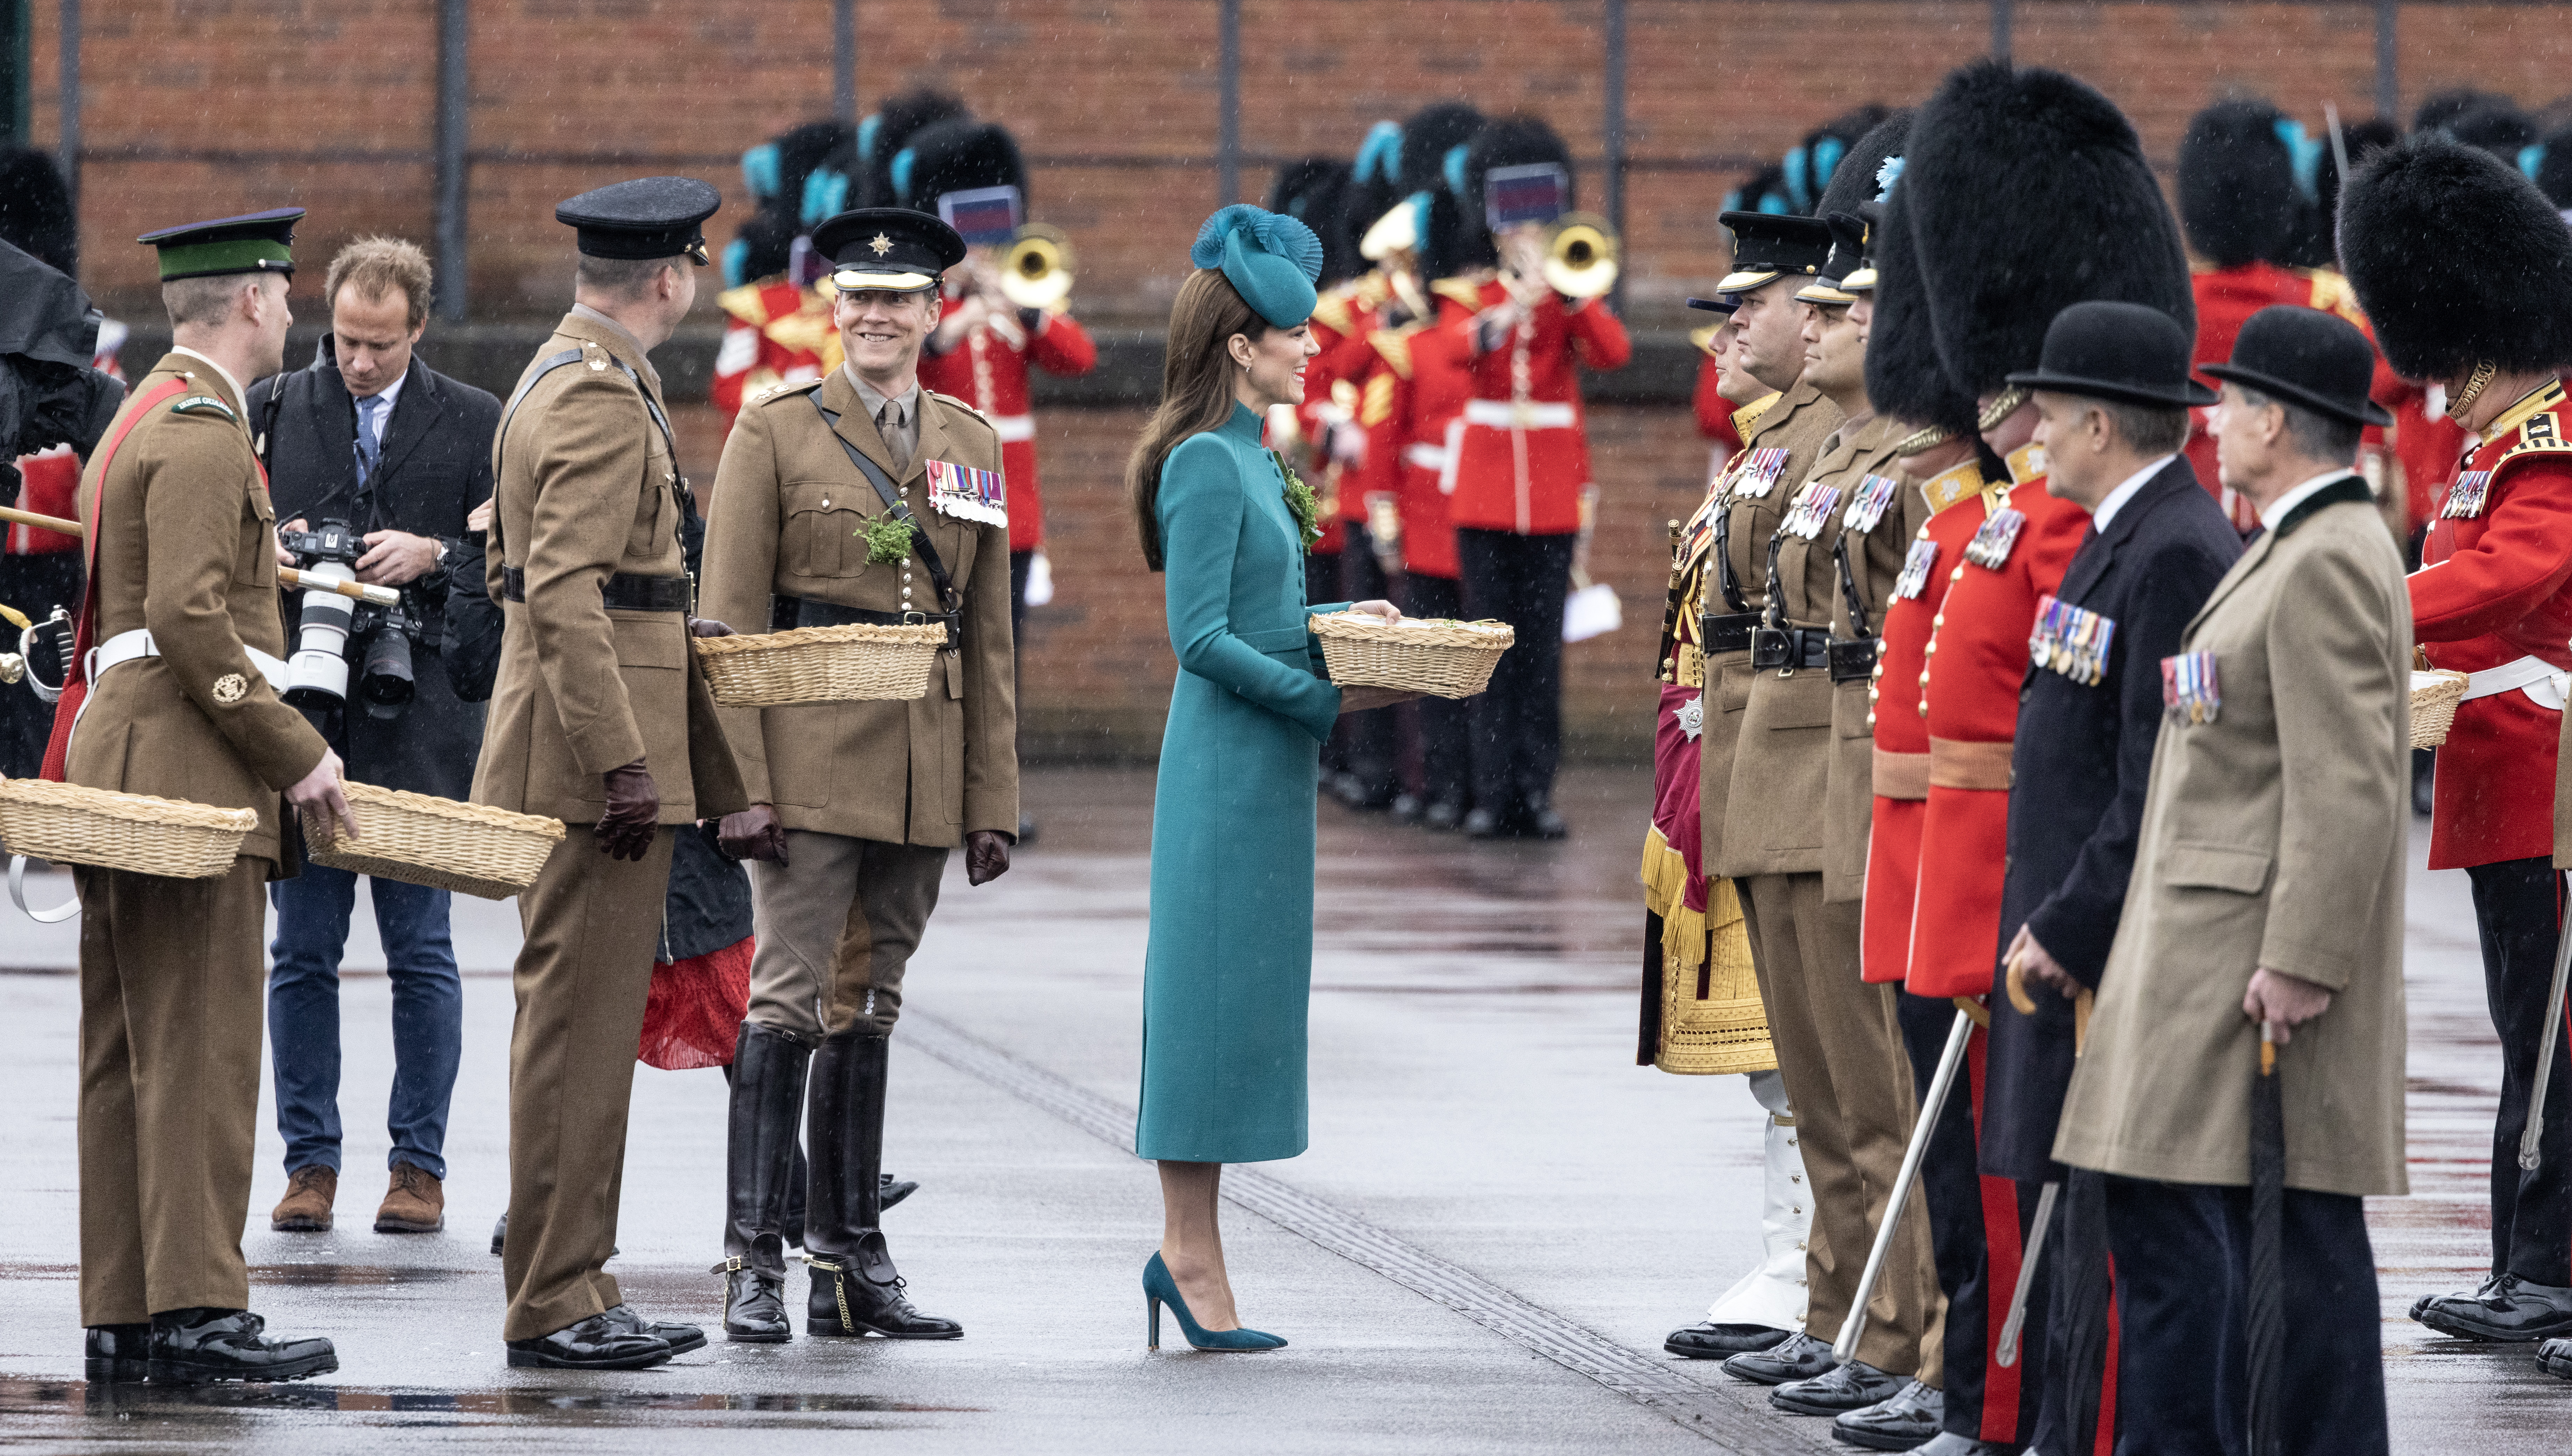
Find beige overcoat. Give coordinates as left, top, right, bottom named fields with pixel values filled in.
left=2054, top=482, right=2410, bottom=1197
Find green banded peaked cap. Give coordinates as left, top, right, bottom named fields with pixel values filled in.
left=1194, top=204, right=1324, bottom=328
left=138, top=208, right=303, bottom=282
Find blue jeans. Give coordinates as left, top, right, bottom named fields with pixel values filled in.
left=267, top=865, right=462, bottom=1179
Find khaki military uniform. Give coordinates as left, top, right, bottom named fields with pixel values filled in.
left=71, top=352, right=330, bottom=1324
left=700, top=367, right=1016, bottom=1040
left=472, top=309, right=747, bottom=1343
left=1718, top=411, right=1941, bottom=1376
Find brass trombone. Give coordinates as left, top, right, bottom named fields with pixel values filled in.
left=1540, top=212, right=1620, bottom=299
left=998, top=224, right=1075, bottom=311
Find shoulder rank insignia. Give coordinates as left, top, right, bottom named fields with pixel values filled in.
left=2443, top=470, right=2493, bottom=519
left=2030, top=593, right=2116, bottom=687
left=171, top=395, right=236, bottom=420
left=2162, top=649, right=2220, bottom=724
left=1778, top=481, right=1842, bottom=540
left=923, top=458, right=1007, bottom=527
left=1843, top=474, right=1902, bottom=534
left=1892, top=537, right=1939, bottom=601
left=1729, top=446, right=1791, bottom=501
left=1963, top=506, right=2027, bottom=569
left=756, top=377, right=826, bottom=405
left=2498, top=410, right=2572, bottom=466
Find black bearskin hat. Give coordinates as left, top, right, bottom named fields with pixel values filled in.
left=775, top=121, right=854, bottom=220
left=2340, top=130, right=2572, bottom=380
left=1269, top=158, right=1362, bottom=287
left=1903, top=61, right=2195, bottom=400
left=862, top=89, right=970, bottom=208
left=2416, top=88, right=2515, bottom=135
left=1786, top=105, right=1895, bottom=214
left=2445, top=102, right=2538, bottom=164
left=2537, top=123, right=2572, bottom=208
left=1816, top=113, right=1909, bottom=218
left=1723, top=162, right=1794, bottom=221
left=2285, top=114, right=2401, bottom=269
left=725, top=204, right=798, bottom=287
left=1398, top=102, right=1485, bottom=200
left=0, top=147, right=78, bottom=277
left=1400, top=103, right=1491, bottom=277
left=1868, top=197, right=1979, bottom=440
left=899, top=118, right=1028, bottom=210
left=1465, top=114, right=1577, bottom=220
left=2179, top=99, right=2298, bottom=269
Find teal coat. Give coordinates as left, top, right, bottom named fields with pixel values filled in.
left=1135, top=403, right=1346, bottom=1163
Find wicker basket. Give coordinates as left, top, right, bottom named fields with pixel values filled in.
left=304, top=782, right=566, bottom=900
left=0, top=777, right=257, bottom=879
left=2410, top=669, right=2471, bottom=750
left=1311, top=612, right=1515, bottom=699
left=693, top=623, right=946, bottom=708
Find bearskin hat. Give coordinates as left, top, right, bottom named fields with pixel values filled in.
left=724, top=204, right=798, bottom=288
left=1349, top=121, right=1405, bottom=233
left=1465, top=113, right=1577, bottom=219
left=2446, top=102, right=2538, bottom=163
left=2178, top=99, right=2299, bottom=269
left=773, top=121, right=854, bottom=215
left=2416, top=88, right=2515, bottom=135
left=1785, top=105, right=1895, bottom=214
left=1816, top=113, right=1909, bottom=218
left=1399, top=103, right=1491, bottom=277
left=0, top=147, right=78, bottom=277
left=1902, top=61, right=2195, bottom=400
left=860, top=89, right=970, bottom=208
left=1270, top=158, right=1362, bottom=287
left=1867, top=195, right=1978, bottom=440
left=2339, top=130, right=2572, bottom=380
left=2536, top=124, right=2572, bottom=209
left=2284, top=114, right=2401, bottom=269
left=899, top=118, right=1028, bottom=211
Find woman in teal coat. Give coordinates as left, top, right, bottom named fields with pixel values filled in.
left=1126, top=206, right=1409, bottom=1351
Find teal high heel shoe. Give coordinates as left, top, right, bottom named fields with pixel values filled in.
left=1143, top=1253, right=1287, bottom=1351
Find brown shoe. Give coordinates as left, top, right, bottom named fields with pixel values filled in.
left=375, top=1162, right=446, bottom=1233
left=271, top=1165, right=337, bottom=1232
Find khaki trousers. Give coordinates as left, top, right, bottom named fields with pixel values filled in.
left=1740, top=870, right=1941, bottom=1376
left=500, top=825, right=674, bottom=1342
left=746, top=831, right=948, bottom=1040
left=76, top=858, right=271, bottom=1324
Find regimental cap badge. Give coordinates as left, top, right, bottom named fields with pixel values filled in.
left=869, top=233, right=894, bottom=257
left=211, top=672, right=248, bottom=705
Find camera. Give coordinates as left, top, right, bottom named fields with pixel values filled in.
left=279, top=519, right=419, bottom=725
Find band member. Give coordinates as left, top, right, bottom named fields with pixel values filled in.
left=2343, top=133, right=2572, bottom=1349
left=701, top=206, right=1018, bottom=1344
left=474, top=178, right=751, bottom=1369
left=712, top=121, right=855, bottom=430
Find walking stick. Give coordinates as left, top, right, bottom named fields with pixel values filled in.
left=2519, top=912, right=2572, bottom=1172
left=1995, top=948, right=2098, bottom=1369
left=2246, top=1021, right=2288, bottom=1456
left=1834, top=1004, right=1974, bottom=1365
left=0, top=504, right=400, bottom=606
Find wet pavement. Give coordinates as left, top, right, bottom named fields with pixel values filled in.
left=0, top=766, right=2565, bottom=1451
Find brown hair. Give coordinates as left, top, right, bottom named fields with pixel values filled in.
left=325, top=236, right=434, bottom=329
left=1127, top=268, right=1270, bottom=571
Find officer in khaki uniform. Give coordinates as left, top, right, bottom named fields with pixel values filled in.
left=472, top=178, right=751, bottom=1370
left=700, top=207, right=1017, bottom=1344
left=71, top=208, right=350, bottom=1385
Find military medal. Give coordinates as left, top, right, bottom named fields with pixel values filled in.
left=2031, top=593, right=2116, bottom=687
left=2443, top=469, right=2493, bottom=519
left=1892, top=537, right=1939, bottom=600
left=1779, top=481, right=1842, bottom=540
left=1843, top=474, right=1902, bottom=534
left=1730, top=446, right=1791, bottom=500
left=923, top=458, right=1008, bottom=527
left=2162, top=649, right=2221, bottom=724
left=1963, top=507, right=2026, bottom=569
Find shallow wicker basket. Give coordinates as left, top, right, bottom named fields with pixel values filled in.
left=0, top=777, right=257, bottom=879
left=304, top=782, right=566, bottom=900
left=1311, top=612, right=1515, bottom=699
left=2410, top=668, right=2471, bottom=750
left=693, top=623, right=947, bottom=708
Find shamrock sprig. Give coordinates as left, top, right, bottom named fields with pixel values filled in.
left=1273, top=449, right=1323, bottom=555
left=859, top=512, right=915, bottom=567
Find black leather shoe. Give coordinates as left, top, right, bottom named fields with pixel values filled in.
left=807, top=1238, right=964, bottom=1339
left=2539, top=1336, right=2572, bottom=1379
left=1421, top=797, right=1466, bottom=831
left=1723, top=1330, right=1837, bottom=1385
left=881, top=1173, right=917, bottom=1211
left=505, top=1312, right=670, bottom=1370
left=1526, top=804, right=1569, bottom=840
left=602, top=1303, right=705, bottom=1356
left=1830, top=1378, right=1944, bottom=1448
left=1907, top=1434, right=2013, bottom=1455
left=2410, top=1271, right=2504, bottom=1321
left=1390, top=793, right=1425, bottom=823
left=147, top=1309, right=337, bottom=1384
left=1665, top=1321, right=1792, bottom=1359
left=1016, top=814, right=1039, bottom=844
left=84, top=1323, right=150, bottom=1383
left=715, top=1257, right=791, bottom=1343
left=491, top=1212, right=506, bottom=1256
left=2414, top=1273, right=2572, bottom=1342
left=1462, top=806, right=1507, bottom=839
left=1773, top=1358, right=1908, bottom=1416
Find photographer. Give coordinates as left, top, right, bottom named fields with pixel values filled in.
left=249, top=237, right=500, bottom=1237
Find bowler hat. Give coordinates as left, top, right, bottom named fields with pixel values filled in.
left=2200, top=305, right=2395, bottom=427
left=2006, top=300, right=2218, bottom=409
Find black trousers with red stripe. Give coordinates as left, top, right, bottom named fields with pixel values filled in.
left=2466, top=856, right=2572, bottom=1287
left=1896, top=991, right=2040, bottom=1446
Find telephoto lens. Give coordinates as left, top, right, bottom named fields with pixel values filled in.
left=283, top=560, right=358, bottom=713
left=357, top=613, right=415, bottom=718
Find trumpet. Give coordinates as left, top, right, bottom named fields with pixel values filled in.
left=997, top=224, right=1075, bottom=312
left=1540, top=212, right=1620, bottom=299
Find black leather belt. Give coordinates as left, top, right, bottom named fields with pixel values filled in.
left=500, top=566, right=691, bottom=613
left=794, top=596, right=961, bottom=648
left=1751, top=625, right=1832, bottom=672
left=1700, top=611, right=1760, bottom=656
left=1827, top=636, right=1881, bottom=683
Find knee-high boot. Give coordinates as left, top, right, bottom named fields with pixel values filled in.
left=804, top=1031, right=961, bottom=1338
left=715, top=1022, right=808, bottom=1341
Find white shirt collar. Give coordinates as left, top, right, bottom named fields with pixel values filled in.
left=2258, top=468, right=2360, bottom=530
left=169, top=345, right=244, bottom=408
left=2087, top=453, right=2178, bottom=532
left=352, top=369, right=405, bottom=441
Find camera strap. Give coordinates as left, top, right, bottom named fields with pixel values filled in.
left=806, top=394, right=960, bottom=614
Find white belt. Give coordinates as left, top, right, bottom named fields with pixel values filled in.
left=989, top=413, right=1036, bottom=443
left=2462, top=653, right=2570, bottom=711
left=1463, top=399, right=1577, bottom=430
left=92, top=629, right=291, bottom=692
left=1404, top=442, right=1451, bottom=471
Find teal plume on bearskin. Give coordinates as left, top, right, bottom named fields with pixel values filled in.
left=2339, top=131, right=2572, bottom=381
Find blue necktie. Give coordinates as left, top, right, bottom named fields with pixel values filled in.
left=353, top=392, right=386, bottom=483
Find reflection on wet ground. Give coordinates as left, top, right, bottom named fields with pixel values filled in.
left=0, top=1374, right=968, bottom=1417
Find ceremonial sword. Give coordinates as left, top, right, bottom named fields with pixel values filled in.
left=1834, top=998, right=1977, bottom=1365
left=2521, top=903, right=2572, bottom=1172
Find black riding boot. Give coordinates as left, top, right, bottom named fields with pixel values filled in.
left=804, top=1030, right=962, bottom=1339
left=714, top=1022, right=808, bottom=1342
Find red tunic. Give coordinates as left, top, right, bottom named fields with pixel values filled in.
left=11, top=321, right=124, bottom=555
left=2384, top=378, right=2472, bottom=535
left=1908, top=452, right=2088, bottom=998
left=2186, top=265, right=2399, bottom=532
left=1449, top=281, right=1632, bottom=536
left=2412, top=380, right=2572, bottom=868
left=1863, top=459, right=1994, bottom=983
left=1398, top=312, right=1478, bottom=581
left=1296, top=275, right=1392, bottom=556
left=916, top=296, right=1098, bottom=553
left=712, top=279, right=834, bottom=431
left=1693, top=349, right=1732, bottom=443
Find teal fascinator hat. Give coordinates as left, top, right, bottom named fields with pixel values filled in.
left=1192, top=204, right=1324, bottom=329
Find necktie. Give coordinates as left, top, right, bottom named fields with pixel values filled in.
left=877, top=399, right=909, bottom=476
left=354, top=392, right=386, bottom=483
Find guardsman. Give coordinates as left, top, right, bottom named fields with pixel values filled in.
left=712, top=122, right=856, bottom=430
left=1718, top=121, right=1953, bottom=1429
left=2343, top=133, right=2572, bottom=1350
left=1394, top=221, right=1485, bottom=829
left=1449, top=114, right=1632, bottom=839
left=1652, top=304, right=1812, bottom=1366
left=474, top=178, right=752, bottom=1370
left=701, top=206, right=1018, bottom=1344
left=66, top=208, right=349, bottom=1385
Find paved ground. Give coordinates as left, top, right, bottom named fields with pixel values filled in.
left=0, top=766, right=2565, bottom=1451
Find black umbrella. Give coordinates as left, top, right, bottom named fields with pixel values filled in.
left=2247, top=1021, right=2287, bottom=1456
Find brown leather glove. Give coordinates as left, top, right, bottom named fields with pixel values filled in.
left=597, top=761, right=661, bottom=860
left=719, top=803, right=789, bottom=863
left=964, top=828, right=1012, bottom=886
left=687, top=616, right=734, bottom=639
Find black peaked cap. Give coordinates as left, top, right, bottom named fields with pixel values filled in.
left=812, top=207, right=965, bottom=291
left=556, top=177, right=720, bottom=262
left=2340, top=131, right=2572, bottom=379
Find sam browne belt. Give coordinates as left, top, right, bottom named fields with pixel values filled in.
left=500, top=566, right=692, bottom=613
